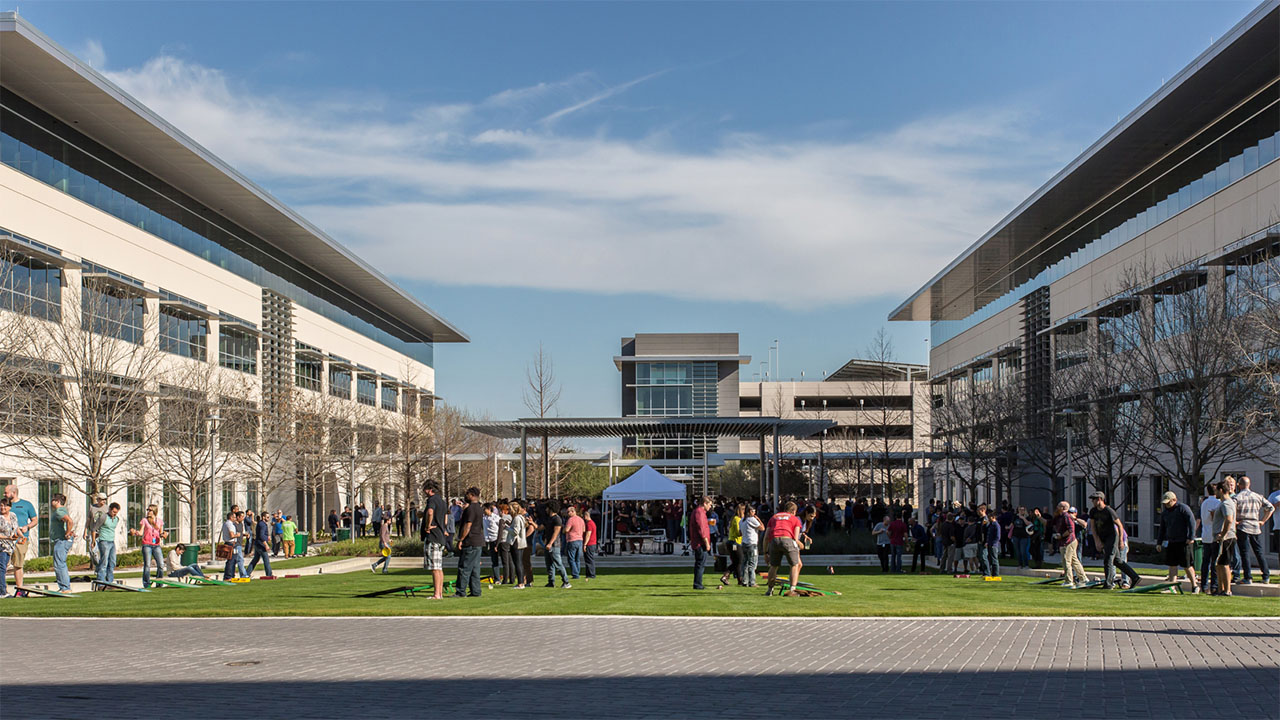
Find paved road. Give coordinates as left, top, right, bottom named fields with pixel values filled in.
left=3, top=616, right=1276, bottom=719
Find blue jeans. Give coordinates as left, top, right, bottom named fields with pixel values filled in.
left=53, top=538, right=74, bottom=591
left=95, top=540, right=117, bottom=583
left=141, top=544, right=164, bottom=586
left=740, top=544, right=758, bottom=585
left=545, top=543, right=569, bottom=586
left=246, top=546, right=272, bottom=577
left=1013, top=537, right=1031, bottom=567
left=0, top=549, right=8, bottom=595
left=224, top=546, right=246, bottom=580
left=890, top=545, right=904, bottom=572
left=1238, top=532, right=1269, bottom=581
left=170, top=564, right=205, bottom=579
left=692, top=544, right=707, bottom=589
left=566, top=540, right=583, bottom=578
left=979, top=545, right=999, bottom=577
left=456, top=545, right=483, bottom=596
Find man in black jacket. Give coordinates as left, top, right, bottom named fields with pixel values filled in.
left=245, top=511, right=273, bottom=578
left=1158, top=491, right=1199, bottom=593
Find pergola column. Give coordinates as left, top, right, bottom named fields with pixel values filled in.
left=772, top=425, right=780, bottom=508
left=519, top=427, right=528, bottom=499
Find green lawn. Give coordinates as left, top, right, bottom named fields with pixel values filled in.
left=59, top=555, right=338, bottom=581
left=1, top=567, right=1275, bottom=618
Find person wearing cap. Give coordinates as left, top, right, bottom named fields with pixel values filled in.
left=85, top=491, right=109, bottom=570
left=1158, top=490, right=1199, bottom=593
left=1089, top=491, right=1140, bottom=589
left=1231, top=475, right=1274, bottom=585
left=1198, top=481, right=1222, bottom=594
left=1052, top=501, right=1087, bottom=588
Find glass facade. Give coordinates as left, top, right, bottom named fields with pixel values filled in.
left=328, top=366, right=352, bottom=400
left=0, top=358, right=62, bottom=437
left=82, top=279, right=145, bottom=345
left=295, top=357, right=322, bottom=392
left=159, top=306, right=209, bottom=360
left=631, top=361, right=718, bottom=461
left=219, top=326, right=258, bottom=375
left=0, top=248, right=62, bottom=321
left=380, top=384, right=398, bottom=412
left=356, top=374, right=377, bottom=407
left=932, top=105, right=1280, bottom=348
left=0, top=89, right=434, bottom=366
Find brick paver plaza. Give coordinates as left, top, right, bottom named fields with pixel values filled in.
left=3, top=616, right=1277, bottom=718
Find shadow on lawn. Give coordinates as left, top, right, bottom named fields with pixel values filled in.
left=10, top=667, right=1277, bottom=720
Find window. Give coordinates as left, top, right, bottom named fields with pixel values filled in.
left=222, top=481, right=237, bottom=516
left=0, top=357, right=62, bottom=437
left=82, top=278, right=145, bottom=344
left=219, top=326, right=258, bottom=374
left=356, top=374, right=377, bottom=407
left=126, top=484, right=143, bottom=548
left=219, top=396, right=258, bottom=453
left=37, top=479, right=62, bottom=556
left=295, top=357, right=322, bottom=392
left=400, top=390, right=417, bottom=417
left=380, top=384, right=398, bottom=412
left=1152, top=274, right=1207, bottom=341
left=328, top=366, right=352, bottom=400
left=83, top=373, right=146, bottom=444
left=159, top=306, right=208, bottom=360
left=1054, top=323, right=1088, bottom=371
left=1121, top=476, right=1139, bottom=537
left=634, top=362, right=695, bottom=417
left=329, top=419, right=354, bottom=456
left=246, top=481, right=260, bottom=514
left=163, top=485, right=180, bottom=540
left=1151, top=476, right=1170, bottom=540
left=972, top=363, right=993, bottom=392
left=997, top=353, right=1021, bottom=386
left=357, top=423, right=378, bottom=455
left=158, top=386, right=207, bottom=448
left=1, top=249, right=62, bottom=321
left=195, top=483, right=209, bottom=541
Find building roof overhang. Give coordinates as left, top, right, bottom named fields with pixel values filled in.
left=0, top=12, right=467, bottom=344
left=462, top=416, right=836, bottom=440
left=890, top=0, right=1280, bottom=324
left=613, top=355, right=752, bottom=370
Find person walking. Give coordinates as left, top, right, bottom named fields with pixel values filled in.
left=280, top=515, right=298, bottom=558
left=1158, top=491, right=1199, bottom=593
left=4, top=485, right=37, bottom=592
left=1053, top=501, right=1087, bottom=588
left=246, top=511, right=273, bottom=578
left=48, top=494, right=76, bottom=592
left=84, top=492, right=108, bottom=572
left=1231, top=476, right=1274, bottom=584
left=690, top=496, right=712, bottom=590
left=872, top=515, right=891, bottom=572
left=95, top=502, right=121, bottom=585
left=763, top=501, right=803, bottom=597
left=1210, top=479, right=1238, bottom=596
left=454, top=487, right=486, bottom=597
left=371, top=511, right=393, bottom=574
left=129, top=505, right=167, bottom=588
left=563, top=505, right=586, bottom=580
left=326, top=509, right=339, bottom=544
left=739, top=505, right=762, bottom=587
left=165, top=544, right=206, bottom=580
left=542, top=499, right=571, bottom=589
left=1089, top=492, right=1139, bottom=589
left=220, top=511, right=244, bottom=580
left=421, top=480, right=450, bottom=600
left=583, top=506, right=598, bottom=580
left=0, top=498, right=20, bottom=597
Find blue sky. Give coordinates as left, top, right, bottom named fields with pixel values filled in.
left=12, top=0, right=1259, bottom=433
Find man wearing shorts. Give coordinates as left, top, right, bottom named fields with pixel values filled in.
left=764, top=501, right=803, bottom=597
left=1210, top=479, right=1237, bottom=596
left=1158, top=490, right=1199, bottom=592
left=3, top=485, right=37, bottom=591
left=422, top=480, right=449, bottom=599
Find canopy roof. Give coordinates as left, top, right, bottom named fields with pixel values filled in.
left=601, top=465, right=687, bottom=501
left=462, top=416, right=835, bottom=439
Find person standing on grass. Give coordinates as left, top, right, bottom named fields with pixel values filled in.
left=482, top=503, right=502, bottom=583
left=564, top=505, right=586, bottom=580
left=0, top=498, right=20, bottom=597
left=1198, top=484, right=1221, bottom=594
left=1210, top=479, right=1237, bottom=596
left=1053, top=502, right=1086, bottom=588
left=453, top=487, right=486, bottom=597
left=280, top=515, right=298, bottom=559
left=542, top=499, right=571, bottom=589
left=583, top=506, right=598, bottom=581
left=129, top=505, right=167, bottom=588
left=764, top=501, right=803, bottom=597
left=720, top=503, right=743, bottom=586
left=888, top=512, right=908, bottom=574
left=166, top=544, right=206, bottom=580
left=1232, top=476, right=1274, bottom=585
left=1011, top=507, right=1031, bottom=569
left=326, top=510, right=339, bottom=545
left=504, top=501, right=528, bottom=589
left=981, top=508, right=1001, bottom=578
left=371, top=511, right=393, bottom=575
left=96, top=502, right=122, bottom=584
left=48, top=494, right=76, bottom=592
left=872, top=515, right=890, bottom=572
left=909, top=515, right=928, bottom=573
left=690, top=496, right=712, bottom=590
left=246, top=510, right=273, bottom=578
left=221, top=511, right=243, bottom=580
left=1089, top=492, right=1139, bottom=589
left=421, top=481, right=449, bottom=599
left=3, top=485, right=36, bottom=593
left=84, top=492, right=108, bottom=571
left=739, top=505, right=762, bottom=587
left=1158, top=491, right=1199, bottom=593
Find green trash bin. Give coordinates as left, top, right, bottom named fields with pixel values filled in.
left=337, top=528, right=350, bottom=542
left=294, top=532, right=309, bottom=556
left=181, top=544, right=201, bottom=566
left=1192, top=538, right=1203, bottom=570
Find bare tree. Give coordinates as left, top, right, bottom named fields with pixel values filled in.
left=523, top=344, right=561, bottom=496
left=863, top=328, right=909, bottom=501
left=930, top=379, right=990, bottom=503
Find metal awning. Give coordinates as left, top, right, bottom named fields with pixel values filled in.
left=463, top=416, right=836, bottom=440
left=0, top=228, right=81, bottom=268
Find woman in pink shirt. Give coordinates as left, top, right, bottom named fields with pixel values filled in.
left=129, top=504, right=167, bottom=588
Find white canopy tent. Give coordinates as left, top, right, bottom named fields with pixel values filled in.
left=601, top=465, right=688, bottom=543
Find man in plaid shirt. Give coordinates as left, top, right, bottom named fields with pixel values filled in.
left=1232, top=476, right=1275, bottom=584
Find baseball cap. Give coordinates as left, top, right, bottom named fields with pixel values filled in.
left=1161, top=491, right=1178, bottom=504
left=92, top=492, right=107, bottom=501
left=1089, top=491, right=1105, bottom=500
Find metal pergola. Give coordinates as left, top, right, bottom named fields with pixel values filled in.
left=462, top=416, right=835, bottom=504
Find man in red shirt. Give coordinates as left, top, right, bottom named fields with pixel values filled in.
left=691, top=496, right=712, bottom=590
left=764, top=501, right=803, bottom=597
left=583, top=505, right=599, bottom=580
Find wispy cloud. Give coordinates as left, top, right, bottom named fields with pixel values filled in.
left=103, top=55, right=1067, bottom=309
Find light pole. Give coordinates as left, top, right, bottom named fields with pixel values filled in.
left=349, top=450, right=357, bottom=544
left=205, top=412, right=220, bottom=562
left=1058, top=408, right=1079, bottom=506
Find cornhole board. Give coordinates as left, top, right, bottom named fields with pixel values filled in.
left=227, top=578, right=251, bottom=583
left=1073, top=580, right=1104, bottom=589
left=777, top=581, right=841, bottom=596
left=1034, top=575, right=1067, bottom=585
left=189, top=576, right=235, bottom=586
left=149, top=579, right=196, bottom=589
left=92, top=580, right=148, bottom=592
left=1120, top=581, right=1181, bottom=594
left=953, top=574, right=971, bottom=578
left=983, top=576, right=1002, bottom=582
left=357, top=582, right=454, bottom=599
left=14, top=585, right=76, bottom=598
left=283, top=574, right=301, bottom=579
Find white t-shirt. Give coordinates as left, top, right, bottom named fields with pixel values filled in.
left=1199, top=497, right=1221, bottom=543
left=739, top=516, right=762, bottom=547
left=1269, top=490, right=1280, bottom=531
left=482, top=513, right=500, bottom=542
